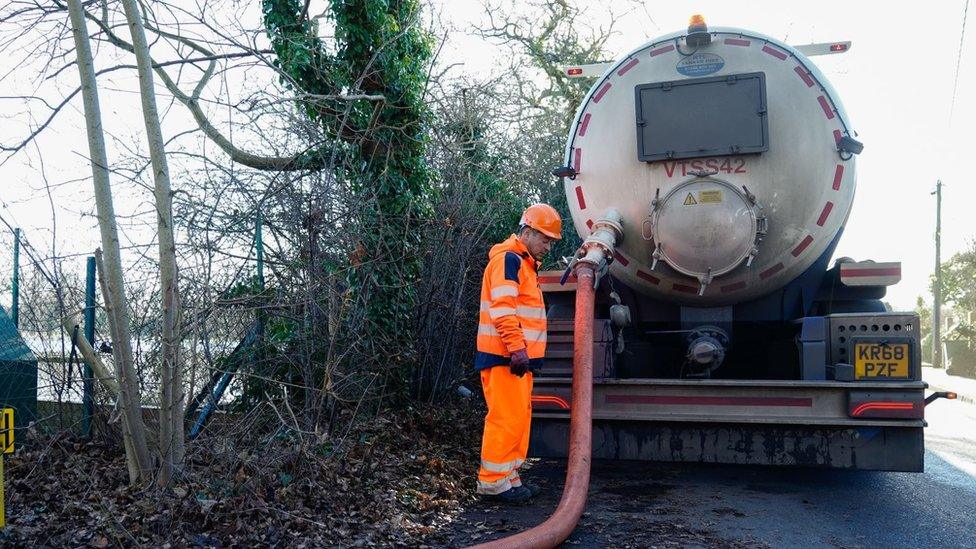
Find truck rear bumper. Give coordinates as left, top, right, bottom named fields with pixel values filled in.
left=530, top=419, right=924, bottom=471
left=530, top=378, right=927, bottom=471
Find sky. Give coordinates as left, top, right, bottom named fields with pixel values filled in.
left=0, top=0, right=973, bottom=311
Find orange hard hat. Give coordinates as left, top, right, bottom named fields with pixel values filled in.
left=519, top=203, right=562, bottom=240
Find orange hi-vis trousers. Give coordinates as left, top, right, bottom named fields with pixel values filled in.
left=477, top=365, right=533, bottom=495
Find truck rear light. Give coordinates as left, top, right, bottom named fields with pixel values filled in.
left=566, top=67, right=583, bottom=76
left=924, top=391, right=957, bottom=405
left=849, top=391, right=923, bottom=419
left=829, top=43, right=849, bottom=52
left=532, top=394, right=570, bottom=409
left=851, top=402, right=916, bottom=416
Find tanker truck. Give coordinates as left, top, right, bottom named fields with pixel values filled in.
left=530, top=18, right=950, bottom=472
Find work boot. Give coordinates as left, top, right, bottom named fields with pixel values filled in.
left=520, top=482, right=542, bottom=498
left=484, top=486, right=531, bottom=505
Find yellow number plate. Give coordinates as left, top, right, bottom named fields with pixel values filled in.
left=854, top=343, right=910, bottom=379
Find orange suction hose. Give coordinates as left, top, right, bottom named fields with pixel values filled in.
left=470, top=264, right=597, bottom=549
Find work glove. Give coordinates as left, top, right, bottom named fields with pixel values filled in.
left=509, top=348, right=530, bottom=377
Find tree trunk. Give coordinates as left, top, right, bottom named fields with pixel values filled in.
left=94, top=251, right=146, bottom=484
left=118, top=0, right=184, bottom=486
left=60, top=316, right=121, bottom=398
left=66, top=0, right=152, bottom=484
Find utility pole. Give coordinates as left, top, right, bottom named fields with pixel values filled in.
left=11, top=228, right=19, bottom=328
left=932, top=180, right=943, bottom=369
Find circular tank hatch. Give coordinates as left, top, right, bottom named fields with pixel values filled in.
left=650, top=178, right=766, bottom=293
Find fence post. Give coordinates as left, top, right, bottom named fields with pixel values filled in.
left=83, top=256, right=96, bottom=437
left=11, top=228, right=19, bottom=328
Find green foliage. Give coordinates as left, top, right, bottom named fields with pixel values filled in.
left=262, top=0, right=333, bottom=98
left=933, top=242, right=976, bottom=313
left=947, top=322, right=976, bottom=341
left=444, top=113, right=523, bottom=243
left=220, top=275, right=265, bottom=301
left=331, top=0, right=435, bottom=392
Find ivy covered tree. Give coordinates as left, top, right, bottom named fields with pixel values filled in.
left=263, top=0, right=435, bottom=396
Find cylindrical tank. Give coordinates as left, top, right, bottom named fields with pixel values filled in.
left=564, top=26, right=856, bottom=306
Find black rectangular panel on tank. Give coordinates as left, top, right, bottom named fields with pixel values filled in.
left=635, top=71, right=769, bottom=162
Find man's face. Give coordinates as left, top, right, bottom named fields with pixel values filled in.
left=521, top=227, right=558, bottom=261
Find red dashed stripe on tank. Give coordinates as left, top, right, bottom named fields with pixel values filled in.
left=617, top=58, right=639, bottom=76
left=760, top=263, right=785, bottom=280
left=833, top=129, right=842, bottom=144
left=724, top=38, right=751, bottom=47
left=817, top=202, right=834, bottom=226
left=636, top=270, right=660, bottom=285
left=585, top=219, right=594, bottom=230
left=832, top=165, right=844, bottom=190
left=577, top=113, right=592, bottom=137
left=792, top=235, right=814, bottom=257
left=593, top=82, right=612, bottom=103
left=762, top=45, right=787, bottom=60
left=574, top=185, right=586, bottom=209
left=573, top=148, right=582, bottom=172
left=650, top=44, right=675, bottom=57
left=613, top=252, right=630, bottom=266
left=794, top=66, right=814, bottom=87
left=720, top=281, right=747, bottom=293
left=673, top=283, right=699, bottom=294
left=818, top=96, right=835, bottom=119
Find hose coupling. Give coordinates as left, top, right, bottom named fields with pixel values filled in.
left=562, top=209, right=624, bottom=288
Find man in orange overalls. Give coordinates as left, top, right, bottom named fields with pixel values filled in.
left=475, top=203, right=561, bottom=503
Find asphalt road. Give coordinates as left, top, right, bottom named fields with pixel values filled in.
left=449, top=398, right=976, bottom=548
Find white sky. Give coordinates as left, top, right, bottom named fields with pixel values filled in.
left=0, top=0, right=973, bottom=311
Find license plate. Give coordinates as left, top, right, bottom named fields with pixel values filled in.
left=853, top=342, right=910, bottom=379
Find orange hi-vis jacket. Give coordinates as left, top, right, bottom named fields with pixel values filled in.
left=475, top=235, right=547, bottom=371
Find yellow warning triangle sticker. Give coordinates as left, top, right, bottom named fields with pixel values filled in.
left=683, top=193, right=698, bottom=205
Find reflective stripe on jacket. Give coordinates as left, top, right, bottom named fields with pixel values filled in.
left=475, top=234, right=547, bottom=371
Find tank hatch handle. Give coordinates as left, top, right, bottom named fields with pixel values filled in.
left=742, top=185, right=756, bottom=205
left=698, top=268, right=713, bottom=296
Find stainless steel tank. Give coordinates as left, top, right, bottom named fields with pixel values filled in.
left=563, top=26, right=856, bottom=306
